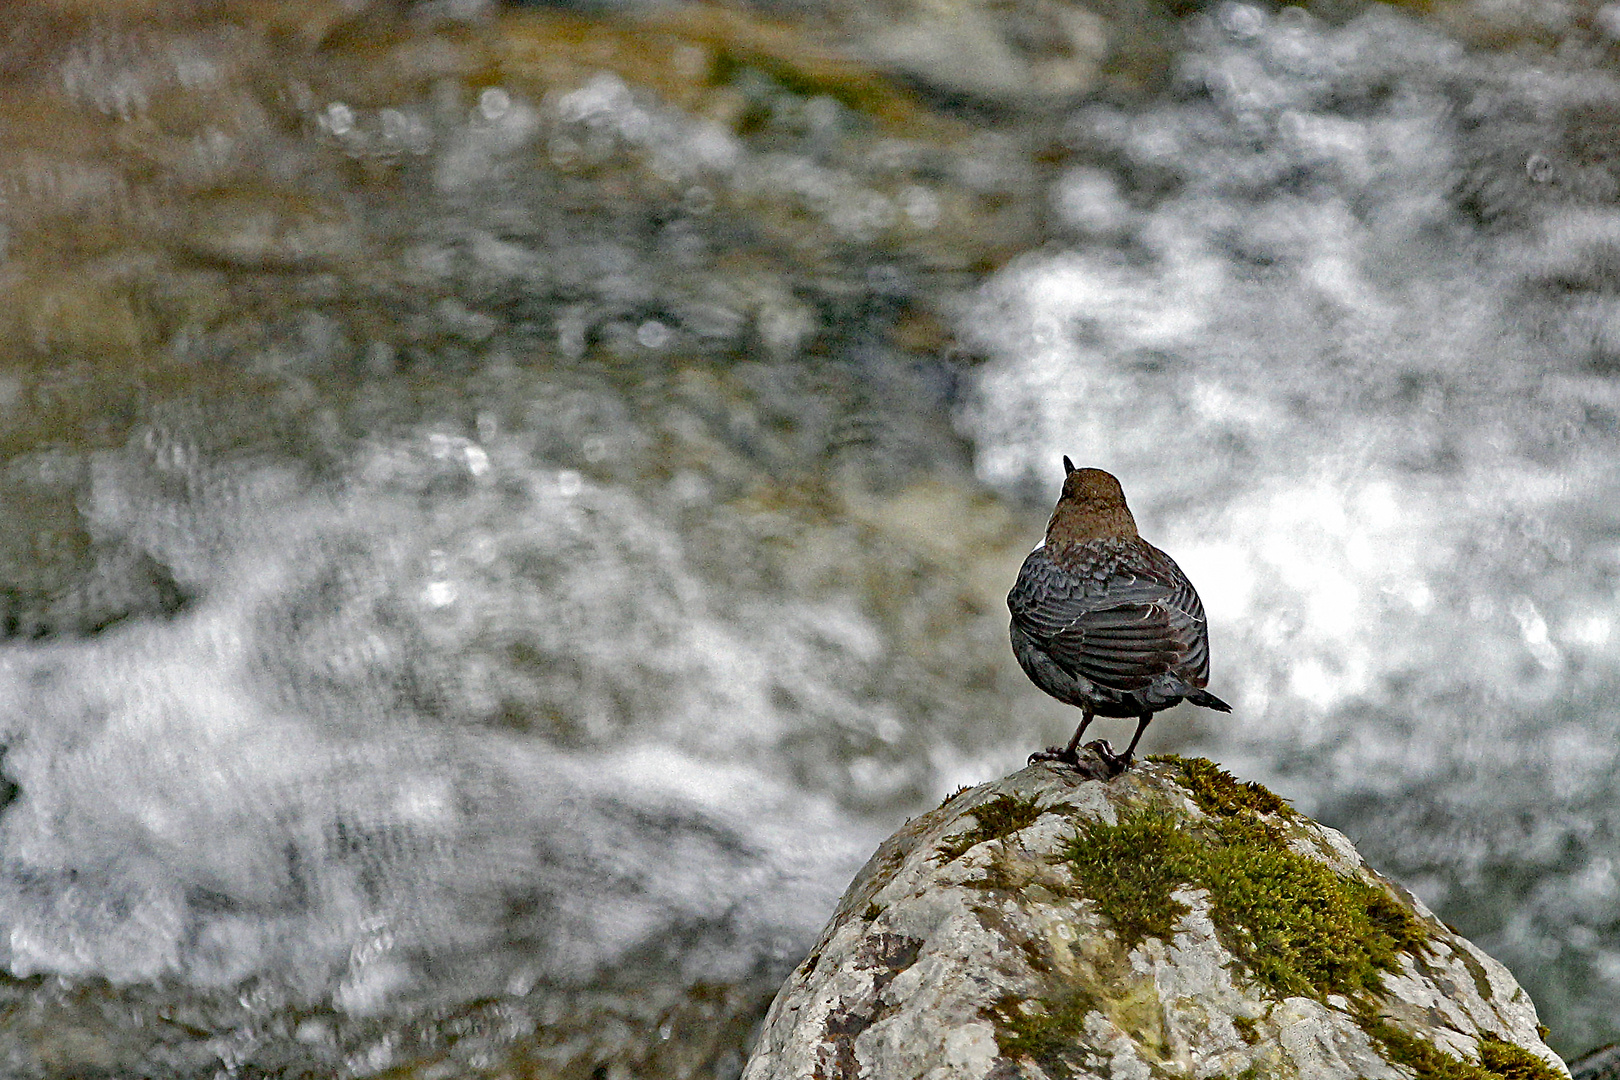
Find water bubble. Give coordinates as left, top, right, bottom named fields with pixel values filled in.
left=636, top=320, right=671, bottom=349
left=899, top=185, right=941, bottom=229
left=757, top=302, right=816, bottom=360
left=1511, top=596, right=1561, bottom=670
left=1052, top=168, right=1125, bottom=233
left=557, top=73, right=633, bottom=126
left=478, top=87, right=511, bottom=122
left=668, top=471, right=710, bottom=504
left=830, top=191, right=895, bottom=239
left=378, top=108, right=430, bottom=154
left=1526, top=153, right=1555, bottom=184
left=803, top=95, right=842, bottom=133
left=323, top=102, right=355, bottom=136
left=1217, top=2, right=1266, bottom=40
left=295, top=1019, right=333, bottom=1045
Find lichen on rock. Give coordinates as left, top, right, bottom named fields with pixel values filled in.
left=741, top=754, right=1568, bottom=1080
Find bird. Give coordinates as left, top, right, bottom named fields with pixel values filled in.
left=1008, top=458, right=1230, bottom=773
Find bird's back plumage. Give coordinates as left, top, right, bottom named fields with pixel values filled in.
left=1009, top=538, right=1219, bottom=717
left=1012, top=537, right=1209, bottom=692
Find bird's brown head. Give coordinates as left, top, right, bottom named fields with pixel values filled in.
left=1046, top=457, right=1139, bottom=543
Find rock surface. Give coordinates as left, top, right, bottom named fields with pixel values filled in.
left=743, top=753, right=1569, bottom=1080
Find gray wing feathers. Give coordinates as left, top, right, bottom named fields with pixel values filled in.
left=1009, top=548, right=1210, bottom=692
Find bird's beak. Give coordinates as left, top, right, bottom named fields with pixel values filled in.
left=1062, top=455, right=1075, bottom=474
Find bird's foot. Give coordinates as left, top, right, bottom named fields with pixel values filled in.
left=1028, top=744, right=1078, bottom=766
left=1085, top=740, right=1132, bottom=778
left=1029, top=740, right=1130, bottom=779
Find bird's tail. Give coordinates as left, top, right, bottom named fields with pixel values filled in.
left=1186, top=688, right=1233, bottom=713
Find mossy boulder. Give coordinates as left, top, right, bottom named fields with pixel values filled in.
left=741, top=754, right=1567, bottom=1080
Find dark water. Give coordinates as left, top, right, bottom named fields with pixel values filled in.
left=1, top=0, right=1618, bottom=1075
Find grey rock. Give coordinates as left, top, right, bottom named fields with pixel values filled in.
left=743, top=753, right=1568, bottom=1080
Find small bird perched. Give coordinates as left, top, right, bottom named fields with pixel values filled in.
left=1008, top=459, right=1230, bottom=773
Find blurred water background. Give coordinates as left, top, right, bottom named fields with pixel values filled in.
left=2, top=0, right=1619, bottom=1075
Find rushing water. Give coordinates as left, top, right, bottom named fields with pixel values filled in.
left=966, top=6, right=1620, bottom=1052
left=1, top=0, right=1619, bottom=1075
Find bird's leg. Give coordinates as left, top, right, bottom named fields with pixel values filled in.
left=1061, top=713, right=1095, bottom=760
left=1029, top=708, right=1094, bottom=765
left=1102, top=712, right=1153, bottom=773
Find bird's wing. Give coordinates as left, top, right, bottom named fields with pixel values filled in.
left=1010, top=547, right=1209, bottom=691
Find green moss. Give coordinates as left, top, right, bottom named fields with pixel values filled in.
left=1060, top=810, right=1188, bottom=943
left=1361, top=1017, right=1564, bottom=1080
left=1478, top=1037, right=1565, bottom=1080
left=988, top=978, right=1168, bottom=1080
left=1454, top=943, right=1496, bottom=1002
left=1362, top=1015, right=1478, bottom=1080
left=937, top=793, right=1046, bottom=862
left=1109, top=980, right=1170, bottom=1057
left=987, top=988, right=1103, bottom=1079
left=1062, top=805, right=1428, bottom=1002
left=1156, top=755, right=1292, bottom=820
left=1232, top=1015, right=1261, bottom=1045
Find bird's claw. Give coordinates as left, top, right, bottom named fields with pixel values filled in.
left=1028, top=740, right=1131, bottom=779
left=1028, top=745, right=1078, bottom=766
left=1085, top=739, right=1131, bottom=777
